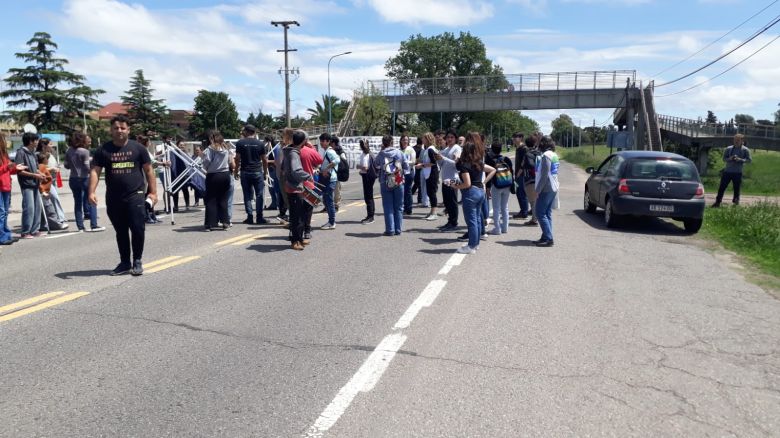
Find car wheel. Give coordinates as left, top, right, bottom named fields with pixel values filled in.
left=604, top=198, right=621, bottom=228
left=683, top=218, right=702, bottom=233
left=583, top=188, right=597, bottom=213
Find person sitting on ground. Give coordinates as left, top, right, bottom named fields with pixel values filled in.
left=37, top=151, right=68, bottom=231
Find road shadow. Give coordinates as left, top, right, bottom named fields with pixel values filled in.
left=418, top=248, right=457, bottom=255
left=573, top=209, right=689, bottom=236
left=345, top=232, right=386, bottom=239
left=247, top=244, right=291, bottom=253
left=171, top=225, right=210, bottom=233
left=338, top=220, right=365, bottom=225
left=56, top=269, right=112, bottom=279
left=419, top=237, right=457, bottom=246
left=496, top=240, right=537, bottom=247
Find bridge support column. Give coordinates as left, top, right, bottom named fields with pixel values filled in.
left=626, top=105, right=636, bottom=150
left=696, top=144, right=711, bottom=176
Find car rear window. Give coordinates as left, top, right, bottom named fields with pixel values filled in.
left=626, top=158, right=699, bottom=181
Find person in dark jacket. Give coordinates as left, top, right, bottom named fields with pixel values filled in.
left=281, top=130, right=313, bottom=250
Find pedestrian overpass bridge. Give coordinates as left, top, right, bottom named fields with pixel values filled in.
left=365, top=70, right=780, bottom=172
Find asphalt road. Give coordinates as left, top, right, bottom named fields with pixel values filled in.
left=1, top=165, right=778, bottom=437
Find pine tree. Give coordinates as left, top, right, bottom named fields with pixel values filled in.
left=1, top=32, right=103, bottom=132
left=121, top=69, right=170, bottom=136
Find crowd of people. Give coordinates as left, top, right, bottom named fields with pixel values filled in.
left=0, top=114, right=561, bottom=272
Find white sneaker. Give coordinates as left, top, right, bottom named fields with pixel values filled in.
left=486, top=218, right=494, bottom=225
left=89, top=226, right=106, bottom=232
left=321, top=223, right=336, bottom=230
left=489, top=229, right=501, bottom=235
left=456, top=245, right=476, bottom=255
left=424, top=214, right=437, bottom=221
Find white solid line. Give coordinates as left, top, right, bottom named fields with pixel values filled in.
left=44, top=232, right=81, bottom=239
left=305, top=332, right=407, bottom=438
left=393, top=279, right=447, bottom=330
left=437, top=252, right=466, bottom=275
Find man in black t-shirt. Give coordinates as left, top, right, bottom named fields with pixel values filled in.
left=89, top=115, right=156, bottom=276
left=233, top=124, right=268, bottom=224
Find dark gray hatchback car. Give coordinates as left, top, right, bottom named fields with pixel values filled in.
left=583, top=151, right=706, bottom=233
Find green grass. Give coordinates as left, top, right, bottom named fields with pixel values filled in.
left=702, top=202, right=780, bottom=279
left=557, top=145, right=611, bottom=170
left=701, top=149, right=780, bottom=196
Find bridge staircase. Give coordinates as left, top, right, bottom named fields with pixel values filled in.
left=638, top=81, right=663, bottom=151
left=336, top=91, right=359, bottom=137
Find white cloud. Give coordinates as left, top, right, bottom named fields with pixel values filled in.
left=366, top=0, right=494, bottom=25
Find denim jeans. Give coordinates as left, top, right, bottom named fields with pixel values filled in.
left=420, top=176, right=429, bottom=207
left=403, top=173, right=414, bottom=214
left=380, top=182, right=404, bottom=234
left=20, top=187, right=42, bottom=235
left=227, top=178, right=235, bottom=222
left=536, top=191, right=556, bottom=242
left=69, top=176, right=98, bottom=230
left=491, top=186, right=511, bottom=233
left=49, top=183, right=66, bottom=222
left=515, top=176, right=529, bottom=215
left=322, top=180, right=337, bottom=225
left=461, top=186, right=484, bottom=249
left=240, top=171, right=265, bottom=219
left=0, top=191, right=11, bottom=242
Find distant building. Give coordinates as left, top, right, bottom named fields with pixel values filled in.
left=94, top=102, right=193, bottom=138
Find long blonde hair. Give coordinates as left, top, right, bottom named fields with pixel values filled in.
left=422, top=132, right=435, bottom=147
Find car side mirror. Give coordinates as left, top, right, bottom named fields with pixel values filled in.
left=585, top=167, right=595, bottom=174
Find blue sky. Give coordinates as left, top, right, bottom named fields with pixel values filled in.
left=1, top=0, right=778, bottom=132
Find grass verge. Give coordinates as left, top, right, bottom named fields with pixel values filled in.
left=557, top=145, right=610, bottom=170
left=701, top=202, right=780, bottom=280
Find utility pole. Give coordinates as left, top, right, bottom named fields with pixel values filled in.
left=271, top=20, right=300, bottom=128
left=592, top=119, right=596, bottom=156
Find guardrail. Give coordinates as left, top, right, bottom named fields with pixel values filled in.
left=658, top=114, right=780, bottom=140
left=368, top=70, right=636, bottom=96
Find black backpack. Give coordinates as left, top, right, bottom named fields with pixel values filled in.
left=336, top=152, right=350, bottom=182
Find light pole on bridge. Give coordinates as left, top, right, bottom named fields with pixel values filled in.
left=327, top=51, right=351, bottom=134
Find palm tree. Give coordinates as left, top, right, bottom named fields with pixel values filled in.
left=307, top=94, right=347, bottom=126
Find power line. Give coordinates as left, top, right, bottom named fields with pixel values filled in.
left=651, top=0, right=779, bottom=78
left=656, top=34, right=780, bottom=98
left=655, top=13, right=780, bottom=87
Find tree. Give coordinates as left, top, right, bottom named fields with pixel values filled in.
left=355, top=86, right=390, bottom=136
left=385, top=32, right=506, bottom=131
left=462, top=111, right=539, bottom=141
left=121, top=69, right=170, bottom=136
left=1, top=32, right=103, bottom=132
left=189, top=90, right=241, bottom=139
left=307, top=94, right=348, bottom=126
left=774, top=103, right=779, bottom=126
left=706, top=110, right=718, bottom=124
left=734, top=114, right=755, bottom=125
left=550, top=114, right=583, bottom=147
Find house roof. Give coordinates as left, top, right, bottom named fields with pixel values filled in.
left=97, top=102, right=130, bottom=118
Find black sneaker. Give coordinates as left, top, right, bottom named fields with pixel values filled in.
left=242, top=217, right=254, bottom=225
left=111, top=262, right=131, bottom=276
left=534, top=239, right=554, bottom=247
left=255, top=217, right=269, bottom=225
left=457, top=233, right=469, bottom=242
left=303, top=232, right=312, bottom=240
left=131, top=259, right=144, bottom=276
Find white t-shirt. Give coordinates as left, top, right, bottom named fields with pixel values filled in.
left=359, top=152, right=370, bottom=174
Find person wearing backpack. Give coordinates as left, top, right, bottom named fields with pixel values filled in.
left=331, top=136, right=348, bottom=211
left=521, top=135, right=541, bottom=227
left=357, top=139, right=376, bottom=224
left=486, top=141, right=514, bottom=234
left=318, top=135, right=340, bottom=230
left=374, top=134, right=408, bottom=236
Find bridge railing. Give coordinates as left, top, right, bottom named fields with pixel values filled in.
left=659, top=114, right=780, bottom=140
left=368, top=70, right=636, bottom=97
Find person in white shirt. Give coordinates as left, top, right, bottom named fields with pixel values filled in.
left=415, top=132, right=439, bottom=221
left=400, top=134, right=416, bottom=215
left=357, top=139, right=376, bottom=224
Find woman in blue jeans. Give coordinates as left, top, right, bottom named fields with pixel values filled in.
left=533, top=136, right=560, bottom=247
left=373, top=134, right=408, bottom=236
left=451, top=133, right=496, bottom=254
left=64, top=132, right=104, bottom=232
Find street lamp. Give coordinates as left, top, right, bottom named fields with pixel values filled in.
left=214, top=105, right=228, bottom=131
left=327, top=51, right=351, bottom=133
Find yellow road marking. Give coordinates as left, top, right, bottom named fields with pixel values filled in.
left=145, top=256, right=201, bottom=274
left=214, top=234, right=254, bottom=246
left=346, top=201, right=363, bottom=207
left=144, top=255, right=183, bottom=268
left=0, top=292, right=89, bottom=323
left=337, top=209, right=350, bottom=215
left=231, top=233, right=269, bottom=246
left=0, top=291, right=65, bottom=315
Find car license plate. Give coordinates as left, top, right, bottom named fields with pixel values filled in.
left=650, top=204, right=674, bottom=213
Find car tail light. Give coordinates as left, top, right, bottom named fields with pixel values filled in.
left=618, top=179, right=631, bottom=195
left=694, top=183, right=704, bottom=199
